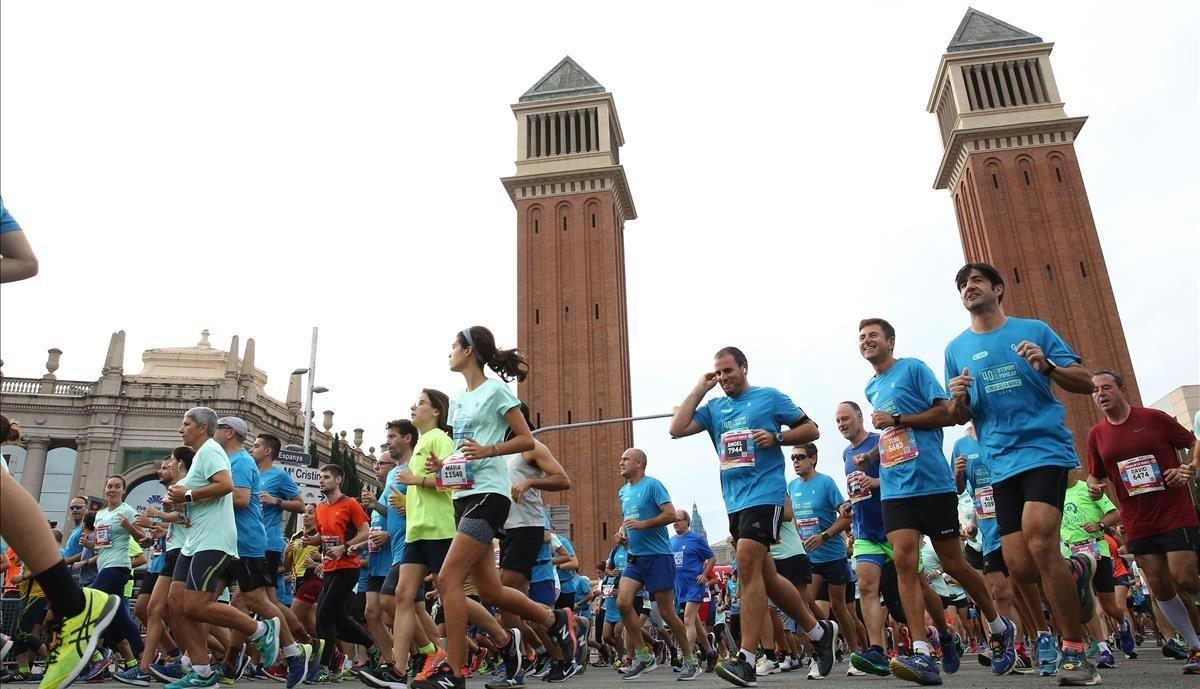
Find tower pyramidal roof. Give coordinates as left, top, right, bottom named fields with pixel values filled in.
left=947, top=8, right=1042, bottom=53
left=519, top=56, right=606, bottom=102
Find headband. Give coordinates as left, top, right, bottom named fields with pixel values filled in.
left=461, top=329, right=486, bottom=367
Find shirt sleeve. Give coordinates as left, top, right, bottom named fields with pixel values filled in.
left=826, top=476, right=846, bottom=506
left=652, top=479, right=672, bottom=507
left=1038, top=321, right=1082, bottom=367
left=1098, top=493, right=1118, bottom=515
left=1154, top=408, right=1200, bottom=450
left=276, top=472, right=301, bottom=499
left=233, top=461, right=255, bottom=489
left=1087, top=427, right=1108, bottom=479
left=773, top=389, right=805, bottom=427
left=490, top=381, right=521, bottom=418
left=349, top=500, right=370, bottom=528
left=912, top=360, right=952, bottom=406
left=698, top=538, right=714, bottom=560
left=693, top=401, right=712, bottom=433
left=0, top=199, right=20, bottom=234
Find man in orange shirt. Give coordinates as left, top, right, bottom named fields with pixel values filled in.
left=306, top=464, right=374, bottom=681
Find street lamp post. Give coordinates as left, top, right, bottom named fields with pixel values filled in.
left=292, top=326, right=329, bottom=452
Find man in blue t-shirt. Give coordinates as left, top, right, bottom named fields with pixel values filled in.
left=670, top=346, right=839, bottom=684
left=944, top=263, right=1101, bottom=684
left=614, top=448, right=698, bottom=680
left=856, top=320, right=1012, bottom=683
left=670, top=510, right=715, bottom=665
left=252, top=433, right=309, bottom=648
left=218, top=417, right=308, bottom=683
left=788, top=444, right=858, bottom=655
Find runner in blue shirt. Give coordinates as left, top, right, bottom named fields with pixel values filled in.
left=944, top=262, right=1101, bottom=685
left=217, top=417, right=308, bottom=685
left=353, top=450, right=398, bottom=674
left=670, top=510, right=716, bottom=668
left=614, top=448, right=698, bottom=680
left=856, top=319, right=1012, bottom=684
left=670, top=346, right=839, bottom=685
left=600, top=535, right=629, bottom=667
left=787, top=444, right=858, bottom=662
left=251, top=433, right=309, bottom=657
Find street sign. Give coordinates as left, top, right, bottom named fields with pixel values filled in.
left=279, top=462, right=324, bottom=504
left=277, top=449, right=311, bottom=467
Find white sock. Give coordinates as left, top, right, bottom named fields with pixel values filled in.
left=807, top=623, right=824, bottom=642
left=283, top=643, right=300, bottom=658
left=180, top=656, right=192, bottom=669
left=912, top=640, right=932, bottom=656
left=986, top=616, right=1006, bottom=635
left=1097, top=641, right=1110, bottom=652
left=251, top=621, right=268, bottom=640
left=193, top=664, right=212, bottom=677
left=1158, top=596, right=1200, bottom=650
left=739, top=648, right=754, bottom=664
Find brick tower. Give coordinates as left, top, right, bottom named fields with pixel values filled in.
left=501, top=57, right=637, bottom=568
left=928, top=9, right=1141, bottom=459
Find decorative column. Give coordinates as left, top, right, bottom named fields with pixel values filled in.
left=19, top=436, right=50, bottom=499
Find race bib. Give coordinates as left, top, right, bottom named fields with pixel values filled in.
left=367, top=528, right=383, bottom=553
left=880, top=426, right=919, bottom=468
left=846, top=471, right=872, bottom=503
left=602, top=584, right=614, bottom=597
left=1069, top=540, right=1100, bottom=559
left=436, top=455, right=475, bottom=490
left=719, top=430, right=756, bottom=470
left=796, top=516, right=820, bottom=540
left=1117, top=455, right=1165, bottom=496
left=973, top=485, right=996, bottom=520
left=673, top=550, right=685, bottom=566
left=94, top=525, right=112, bottom=548
left=322, top=535, right=343, bottom=553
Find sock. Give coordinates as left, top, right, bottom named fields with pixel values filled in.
left=807, top=623, right=825, bottom=642
left=987, top=616, right=1006, bottom=635
left=1097, top=641, right=1110, bottom=653
left=1061, top=639, right=1086, bottom=653
left=193, top=664, right=212, bottom=678
left=251, top=621, right=267, bottom=640
left=912, top=640, right=932, bottom=656
left=1158, top=596, right=1200, bottom=649
left=636, top=646, right=653, bottom=662
left=419, top=643, right=437, bottom=655
left=19, top=666, right=30, bottom=674
left=1015, top=642, right=1026, bottom=655
left=739, top=648, right=754, bottom=664
left=684, top=654, right=696, bottom=664
left=181, top=656, right=192, bottom=669
left=283, top=644, right=300, bottom=658
left=34, top=560, right=87, bottom=619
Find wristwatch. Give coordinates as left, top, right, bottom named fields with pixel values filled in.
left=891, top=413, right=902, bottom=427
left=773, top=432, right=784, bottom=445
left=1045, top=360, right=1057, bottom=374
left=184, top=489, right=194, bottom=503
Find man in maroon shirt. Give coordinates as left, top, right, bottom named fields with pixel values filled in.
left=1086, top=370, right=1200, bottom=673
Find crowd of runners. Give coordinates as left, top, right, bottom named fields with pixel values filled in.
left=1, top=197, right=1199, bottom=689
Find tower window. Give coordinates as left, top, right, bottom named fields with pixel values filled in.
left=992, top=174, right=998, bottom=189
left=598, top=407, right=603, bottom=419
left=1014, top=267, right=1022, bottom=283
left=1079, top=261, right=1088, bottom=278
left=536, top=412, right=541, bottom=428
left=533, top=219, right=539, bottom=234
left=591, top=214, right=597, bottom=228
left=566, top=410, right=572, bottom=424
left=1055, top=167, right=1063, bottom=183
left=602, top=522, right=608, bottom=541
left=1046, top=264, right=1053, bottom=281
left=535, top=309, right=540, bottom=325
left=594, top=304, right=599, bottom=319
left=1022, top=170, right=1030, bottom=185
left=562, top=217, right=567, bottom=231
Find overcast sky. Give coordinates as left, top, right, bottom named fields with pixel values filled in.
left=2, top=1, right=1197, bottom=543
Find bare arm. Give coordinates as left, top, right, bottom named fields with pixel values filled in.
left=0, top=230, right=38, bottom=283
left=232, top=486, right=251, bottom=509
left=552, top=546, right=579, bottom=571
left=669, top=374, right=718, bottom=438
left=632, top=501, right=679, bottom=530
left=512, top=441, right=571, bottom=503
left=1050, top=363, right=1096, bottom=395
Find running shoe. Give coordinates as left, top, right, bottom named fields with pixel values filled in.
left=306, top=642, right=323, bottom=682
left=676, top=658, right=701, bottom=681
left=114, top=666, right=152, bottom=687
left=359, top=664, right=409, bottom=689
left=846, top=665, right=867, bottom=676
left=1013, top=650, right=1034, bottom=674
left=1068, top=554, right=1097, bottom=624
left=38, top=588, right=120, bottom=689
left=409, top=662, right=463, bottom=689
left=1037, top=632, right=1059, bottom=676
left=1184, top=649, right=1200, bottom=675
left=1096, top=648, right=1115, bottom=669
left=988, top=617, right=1016, bottom=675
left=1056, top=649, right=1100, bottom=686
left=810, top=620, right=839, bottom=678
left=413, top=649, right=447, bottom=681
left=306, top=668, right=334, bottom=685
left=622, top=656, right=658, bottom=681
left=977, top=651, right=992, bottom=667
left=165, top=669, right=221, bottom=689
left=500, top=628, right=523, bottom=682
left=753, top=657, right=778, bottom=676
left=1163, top=639, right=1189, bottom=660
left=888, top=653, right=942, bottom=686
left=264, top=665, right=288, bottom=682
left=714, top=656, right=755, bottom=687
left=548, top=610, right=577, bottom=665
left=286, top=646, right=311, bottom=689
left=1118, top=620, right=1136, bottom=656
left=938, top=630, right=960, bottom=674
left=150, top=662, right=186, bottom=683
left=251, top=618, right=282, bottom=670
left=850, top=646, right=890, bottom=677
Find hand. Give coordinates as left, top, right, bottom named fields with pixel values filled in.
left=1165, top=463, right=1196, bottom=487
left=260, top=491, right=277, bottom=506
left=870, top=410, right=896, bottom=430
left=803, top=534, right=825, bottom=552
left=837, top=503, right=852, bottom=519
left=369, top=531, right=389, bottom=548
left=750, top=429, right=776, bottom=448
left=1086, top=480, right=1104, bottom=500
left=387, top=490, right=407, bottom=514
left=360, top=489, right=376, bottom=506
left=623, top=518, right=643, bottom=531
left=328, top=545, right=346, bottom=559
left=852, top=453, right=869, bottom=469
left=72, top=561, right=84, bottom=571
left=117, top=515, right=131, bottom=528
left=167, top=484, right=186, bottom=502
left=284, top=573, right=295, bottom=584
left=864, top=475, right=881, bottom=491
left=394, top=469, right=418, bottom=487
left=424, top=449, right=445, bottom=474
left=511, top=480, right=533, bottom=504
left=948, top=367, right=974, bottom=400
left=143, top=506, right=162, bottom=518
left=1082, top=522, right=1102, bottom=533
left=314, top=563, right=323, bottom=576
left=134, top=514, right=154, bottom=528
left=1015, top=341, right=1051, bottom=373
left=459, top=439, right=489, bottom=460
left=695, top=574, right=708, bottom=585
left=954, top=456, right=966, bottom=477
left=695, top=371, right=719, bottom=393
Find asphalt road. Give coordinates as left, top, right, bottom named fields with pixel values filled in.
left=73, top=649, right=1193, bottom=688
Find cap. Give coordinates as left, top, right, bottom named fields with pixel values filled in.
left=216, top=416, right=248, bottom=438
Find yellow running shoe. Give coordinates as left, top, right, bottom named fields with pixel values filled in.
left=40, top=588, right=120, bottom=689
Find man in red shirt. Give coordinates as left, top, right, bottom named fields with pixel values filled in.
left=307, top=464, right=374, bottom=681
left=1086, top=369, right=1200, bottom=673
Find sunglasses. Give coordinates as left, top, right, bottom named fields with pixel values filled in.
left=791, top=454, right=809, bottom=460
left=69, top=505, right=86, bottom=510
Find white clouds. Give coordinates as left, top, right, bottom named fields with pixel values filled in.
left=2, top=1, right=1196, bottom=543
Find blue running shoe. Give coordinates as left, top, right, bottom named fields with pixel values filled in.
left=150, top=662, right=186, bottom=683
left=889, top=653, right=943, bottom=686
left=1097, top=647, right=1115, bottom=669
left=988, top=618, right=1016, bottom=675
left=164, top=669, right=220, bottom=689
left=1037, top=632, right=1058, bottom=676
left=286, top=645, right=310, bottom=689
left=306, top=641, right=324, bottom=682
left=113, top=666, right=152, bottom=687
left=1117, top=621, right=1136, bottom=656
left=938, top=631, right=960, bottom=675
left=850, top=646, right=891, bottom=677
left=252, top=617, right=282, bottom=669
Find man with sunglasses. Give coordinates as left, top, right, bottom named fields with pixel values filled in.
left=61, top=497, right=89, bottom=568
left=671, top=346, right=839, bottom=687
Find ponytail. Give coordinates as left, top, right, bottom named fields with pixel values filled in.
left=459, top=326, right=529, bottom=383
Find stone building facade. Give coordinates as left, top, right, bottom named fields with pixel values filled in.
left=1, top=330, right=373, bottom=525
left=928, top=10, right=1141, bottom=460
